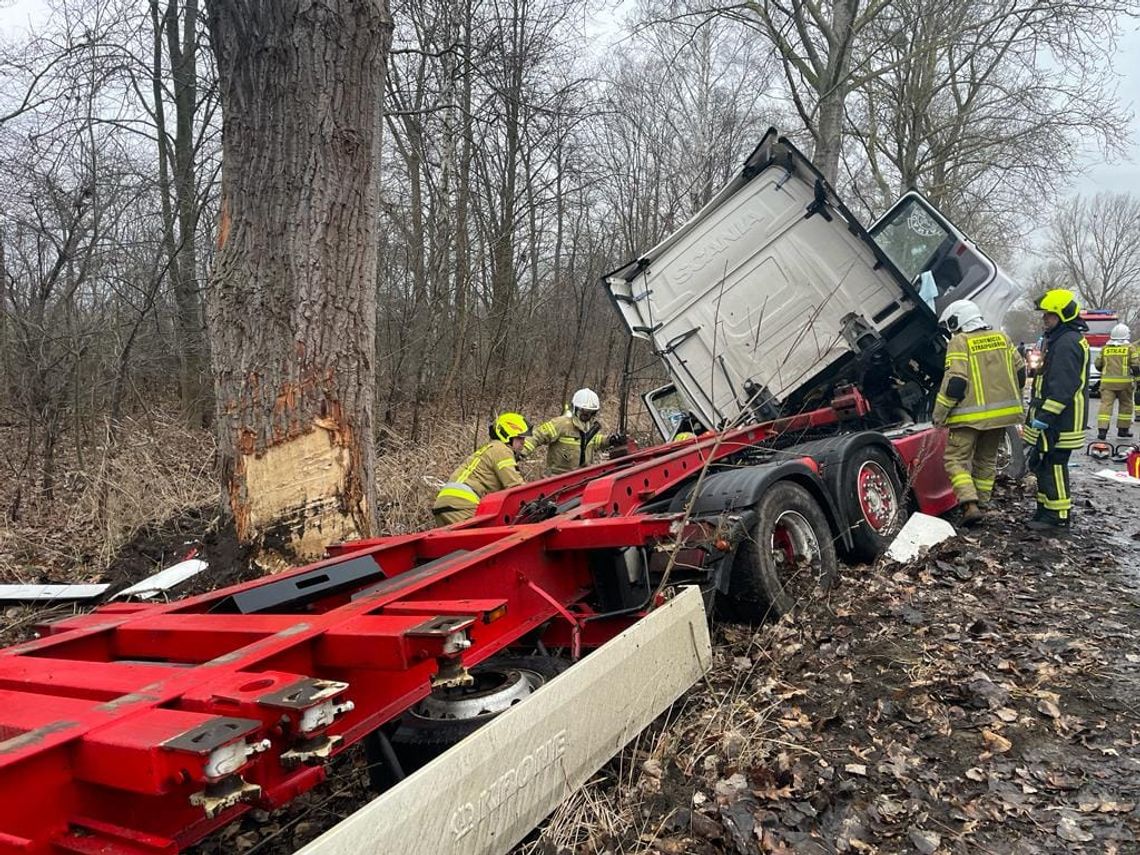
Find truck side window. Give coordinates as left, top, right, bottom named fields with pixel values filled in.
left=871, top=195, right=993, bottom=312
left=871, top=198, right=952, bottom=284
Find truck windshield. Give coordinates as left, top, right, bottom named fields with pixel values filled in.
left=870, top=197, right=953, bottom=283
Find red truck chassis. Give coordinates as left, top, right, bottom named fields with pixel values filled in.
left=0, top=394, right=953, bottom=854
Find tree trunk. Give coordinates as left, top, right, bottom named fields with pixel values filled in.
left=812, top=0, right=860, bottom=185
left=170, top=0, right=205, bottom=425
left=205, top=0, right=391, bottom=561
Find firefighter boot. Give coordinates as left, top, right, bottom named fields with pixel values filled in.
left=1098, top=427, right=1109, bottom=440
left=1026, top=513, right=1070, bottom=535
left=960, top=501, right=984, bottom=527
left=1119, top=428, right=1133, bottom=439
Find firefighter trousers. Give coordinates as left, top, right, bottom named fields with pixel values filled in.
left=1034, top=448, right=1072, bottom=521
left=943, top=426, right=1004, bottom=504
left=432, top=507, right=475, bottom=527
left=1098, top=386, right=1133, bottom=430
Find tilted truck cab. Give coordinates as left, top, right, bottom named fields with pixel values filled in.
left=600, top=128, right=1028, bottom=618
left=605, top=129, right=1019, bottom=438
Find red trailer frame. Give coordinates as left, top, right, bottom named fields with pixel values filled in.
left=0, top=395, right=954, bottom=854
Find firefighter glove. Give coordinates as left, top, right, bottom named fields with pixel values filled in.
left=607, top=432, right=627, bottom=448
left=1025, top=443, right=1041, bottom=470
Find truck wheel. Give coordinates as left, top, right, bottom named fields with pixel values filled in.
left=726, top=480, right=838, bottom=622
left=842, top=447, right=906, bottom=564
left=389, top=655, right=569, bottom=767
left=995, top=425, right=1027, bottom=481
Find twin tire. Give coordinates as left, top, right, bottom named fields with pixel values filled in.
left=724, top=448, right=906, bottom=623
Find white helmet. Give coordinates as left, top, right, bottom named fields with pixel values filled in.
left=1111, top=323, right=1131, bottom=342
left=938, top=299, right=987, bottom=333
left=570, top=388, right=600, bottom=422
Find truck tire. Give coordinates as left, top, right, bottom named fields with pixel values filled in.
left=841, top=446, right=906, bottom=564
left=996, top=425, right=1027, bottom=481
left=726, top=480, right=838, bottom=622
left=388, top=655, right=569, bottom=769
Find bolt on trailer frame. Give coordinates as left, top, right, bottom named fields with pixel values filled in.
left=0, top=391, right=953, bottom=855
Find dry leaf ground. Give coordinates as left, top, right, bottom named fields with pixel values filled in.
left=2, top=416, right=1138, bottom=855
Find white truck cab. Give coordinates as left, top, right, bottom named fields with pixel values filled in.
left=604, top=129, right=1021, bottom=440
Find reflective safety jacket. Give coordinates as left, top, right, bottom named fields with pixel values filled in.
left=1024, top=321, right=1090, bottom=451
left=432, top=441, right=524, bottom=513
left=1094, top=342, right=1139, bottom=390
left=521, top=414, right=606, bottom=475
left=932, top=329, right=1025, bottom=429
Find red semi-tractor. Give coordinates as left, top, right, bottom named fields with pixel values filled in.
left=0, top=130, right=1022, bottom=855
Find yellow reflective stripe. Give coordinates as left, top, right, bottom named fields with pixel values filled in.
left=970, top=350, right=986, bottom=407
left=946, top=353, right=969, bottom=362
left=950, top=473, right=975, bottom=487
left=1040, top=399, right=1065, bottom=415
left=557, top=436, right=580, bottom=445
left=495, top=457, right=518, bottom=470
left=457, top=445, right=491, bottom=482
left=974, top=478, right=995, bottom=490
left=945, top=404, right=1024, bottom=424
left=936, top=394, right=957, bottom=408
left=438, top=486, right=479, bottom=504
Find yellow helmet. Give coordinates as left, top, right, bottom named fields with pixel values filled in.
left=491, top=412, right=530, bottom=442
left=1036, top=289, right=1080, bottom=323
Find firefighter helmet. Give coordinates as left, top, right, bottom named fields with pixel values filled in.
left=570, top=388, right=600, bottom=423
left=1036, top=289, right=1080, bottom=323
left=1111, top=323, right=1131, bottom=341
left=938, top=299, right=986, bottom=333
left=491, top=412, right=530, bottom=443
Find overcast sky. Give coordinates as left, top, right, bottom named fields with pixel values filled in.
left=1072, top=19, right=1140, bottom=198
left=3, top=0, right=1138, bottom=201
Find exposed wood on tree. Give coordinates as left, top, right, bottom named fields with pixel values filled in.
left=205, top=0, right=392, bottom=559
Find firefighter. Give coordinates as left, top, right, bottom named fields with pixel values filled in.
left=1095, top=323, right=1138, bottom=439
left=1023, top=289, right=1089, bottom=534
left=1132, top=337, right=1140, bottom=424
left=932, top=300, right=1025, bottom=526
left=521, top=388, right=624, bottom=476
left=432, top=412, right=529, bottom=527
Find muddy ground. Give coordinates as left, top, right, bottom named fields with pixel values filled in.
left=4, top=429, right=1138, bottom=854
left=184, top=444, right=1140, bottom=855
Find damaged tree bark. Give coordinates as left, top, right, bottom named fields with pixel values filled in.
left=205, top=0, right=391, bottom=560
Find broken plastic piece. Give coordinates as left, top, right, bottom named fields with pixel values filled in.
left=0, top=584, right=110, bottom=602
left=113, top=558, right=209, bottom=600
left=885, top=512, right=957, bottom=563
left=1093, top=469, right=1140, bottom=487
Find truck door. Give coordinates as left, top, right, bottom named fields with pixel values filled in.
left=869, top=191, right=1017, bottom=326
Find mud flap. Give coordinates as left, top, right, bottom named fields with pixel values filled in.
left=297, top=587, right=711, bottom=855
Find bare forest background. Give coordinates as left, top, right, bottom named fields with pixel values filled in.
left=0, top=0, right=1138, bottom=575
